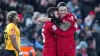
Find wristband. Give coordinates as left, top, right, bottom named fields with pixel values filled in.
left=19, top=52, right=23, bottom=55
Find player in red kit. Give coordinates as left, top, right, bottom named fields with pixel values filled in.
left=42, top=7, right=59, bottom=56
left=38, top=2, right=78, bottom=56
left=56, top=2, right=77, bottom=56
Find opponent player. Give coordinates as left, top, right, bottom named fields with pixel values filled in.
left=4, top=11, right=23, bottom=56
left=38, top=2, right=77, bottom=56
left=42, top=7, right=59, bottom=56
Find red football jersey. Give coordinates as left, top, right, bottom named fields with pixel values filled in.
left=55, top=14, right=77, bottom=49
left=42, top=22, right=57, bottom=49
left=42, top=14, right=77, bottom=50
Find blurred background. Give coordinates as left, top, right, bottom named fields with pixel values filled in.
left=0, top=0, right=100, bottom=56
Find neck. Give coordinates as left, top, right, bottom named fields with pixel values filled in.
left=14, top=22, right=17, bottom=25
left=11, top=21, right=17, bottom=25
left=61, top=16, right=64, bottom=18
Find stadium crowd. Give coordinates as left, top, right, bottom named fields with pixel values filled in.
left=0, top=0, right=100, bottom=56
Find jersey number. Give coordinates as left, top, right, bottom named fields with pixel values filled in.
left=4, top=31, right=8, bottom=44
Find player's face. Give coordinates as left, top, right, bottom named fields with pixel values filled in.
left=15, top=14, right=20, bottom=23
left=58, top=6, right=67, bottom=18
left=54, top=11, right=59, bottom=18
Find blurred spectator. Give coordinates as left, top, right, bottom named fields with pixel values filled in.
left=76, top=14, right=85, bottom=30
left=76, top=41, right=88, bottom=56
left=78, top=30, right=86, bottom=41
left=74, top=9, right=82, bottom=15
left=37, top=0, right=48, bottom=13
left=75, top=39, right=80, bottom=47
left=0, top=12, right=4, bottom=30
left=92, top=31, right=100, bottom=56
left=0, top=30, right=4, bottom=56
left=85, top=29, right=92, bottom=37
left=84, top=11, right=96, bottom=28
left=67, top=0, right=79, bottom=13
left=23, top=4, right=34, bottom=27
left=32, top=12, right=43, bottom=32
left=92, top=21, right=100, bottom=33
left=36, top=50, right=42, bottom=56
left=7, top=0, right=20, bottom=11
left=86, top=37, right=97, bottom=56
left=40, top=0, right=48, bottom=7
left=0, top=30, right=4, bottom=46
left=48, top=0, right=57, bottom=6
left=0, top=11, right=6, bottom=30
left=38, top=0, right=57, bottom=13
left=94, top=4, right=100, bottom=13
left=79, top=0, right=97, bottom=18
left=94, top=4, right=100, bottom=25
left=9, top=0, right=18, bottom=8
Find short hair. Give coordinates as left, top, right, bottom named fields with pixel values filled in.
left=6, top=11, right=17, bottom=22
left=57, top=2, right=67, bottom=9
left=47, top=7, right=58, bottom=18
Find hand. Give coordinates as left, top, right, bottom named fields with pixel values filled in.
left=19, top=52, right=23, bottom=56
left=37, top=17, right=51, bottom=22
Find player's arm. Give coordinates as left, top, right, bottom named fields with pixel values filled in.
left=10, top=34, right=21, bottom=53
left=38, top=17, right=69, bottom=31
left=9, top=28, right=23, bottom=55
left=10, top=34, right=23, bottom=56
left=37, top=16, right=62, bottom=25
left=59, top=14, right=78, bottom=31
left=37, top=17, right=51, bottom=22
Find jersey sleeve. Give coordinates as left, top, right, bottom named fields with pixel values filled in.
left=42, top=22, right=56, bottom=33
left=69, top=14, right=78, bottom=29
left=73, top=14, right=78, bottom=29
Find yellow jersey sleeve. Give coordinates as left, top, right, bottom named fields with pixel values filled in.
left=8, top=28, right=16, bottom=35
left=8, top=24, right=16, bottom=35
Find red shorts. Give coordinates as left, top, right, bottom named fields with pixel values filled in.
left=42, top=48, right=57, bottom=56
left=57, top=48, right=76, bottom=56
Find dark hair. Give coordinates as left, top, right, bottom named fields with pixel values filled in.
left=7, top=11, right=17, bottom=22
left=57, top=2, right=67, bottom=9
left=47, top=7, right=58, bottom=18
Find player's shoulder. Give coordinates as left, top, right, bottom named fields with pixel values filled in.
left=66, top=13, right=75, bottom=17
left=7, top=23, right=15, bottom=27
left=66, top=13, right=77, bottom=19
left=45, top=22, right=54, bottom=26
left=6, top=23, right=15, bottom=30
left=43, top=22, right=55, bottom=29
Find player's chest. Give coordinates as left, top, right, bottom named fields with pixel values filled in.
left=62, top=16, right=74, bottom=23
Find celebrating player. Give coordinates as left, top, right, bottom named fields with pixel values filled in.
left=56, top=2, right=77, bottom=56
left=42, top=7, right=58, bottom=56
left=4, top=11, right=23, bottom=56
left=38, top=2, right=77, bottom=56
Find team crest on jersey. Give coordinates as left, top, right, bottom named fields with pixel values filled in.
left=11, top=29, right=15, bottom=33
left=52, top=25, right=57, bottom=31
